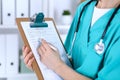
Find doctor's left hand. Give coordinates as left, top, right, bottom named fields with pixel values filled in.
left=38, top=39, right=64, bottom=71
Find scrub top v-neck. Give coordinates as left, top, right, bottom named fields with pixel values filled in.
left=64, top=0, right=120, bottom=79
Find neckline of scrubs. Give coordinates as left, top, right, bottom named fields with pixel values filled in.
left=83, top=1, right=116, bottom=48
left=90, top=8, right=115, bottom=30
left=88, top=8, right=116, bottom=45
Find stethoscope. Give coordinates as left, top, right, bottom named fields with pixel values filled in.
left=68, top=0, right=120, bottom=56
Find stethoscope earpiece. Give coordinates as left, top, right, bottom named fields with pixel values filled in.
left=94, top=39, right=105, bottom=54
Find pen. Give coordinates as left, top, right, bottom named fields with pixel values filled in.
left=38, top=39, right=57, bottom=51
left=48, top=43, right=58, bottom=51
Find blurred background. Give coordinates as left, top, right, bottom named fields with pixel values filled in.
left=0, top=0, right=84, bottom=80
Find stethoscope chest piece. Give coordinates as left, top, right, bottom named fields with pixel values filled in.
left=94, top=39, right=105, bottom=55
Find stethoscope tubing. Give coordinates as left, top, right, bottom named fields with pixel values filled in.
left=101, top=4, right=120, bottom=39
left=69, top=0, right=120, bottom=55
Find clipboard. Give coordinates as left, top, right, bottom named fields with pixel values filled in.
left=16, top=18, right=44, bottom=80
left=16, top=13, right=71, bottom=80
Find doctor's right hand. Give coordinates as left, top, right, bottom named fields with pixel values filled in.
left=22, top=45, right=35, bottom=70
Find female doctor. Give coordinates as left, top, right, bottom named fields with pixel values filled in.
left=23, top=0, right=120, bottom=79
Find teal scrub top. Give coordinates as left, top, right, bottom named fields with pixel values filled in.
left=64, top=0, right=120, bottom=80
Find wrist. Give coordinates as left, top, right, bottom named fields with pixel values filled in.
left=53, top=60, right=65, bottom=72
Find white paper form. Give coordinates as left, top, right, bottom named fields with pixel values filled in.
left=21, top=21, right=71, bottom=80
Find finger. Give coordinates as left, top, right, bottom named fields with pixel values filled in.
left=26, top=57, right=34, bottom=70
left=42, top=39, right=57, bottom=52
left=40, top=44, right=46, bottom=53
left=48, top=43, right=58, bottom=52
left=41, top=39, right=51, bottom=51
left=38, top=46, right=44, bottom=56
left=23, top=47, right=31, bottom=58
left=24, top=52, right=33, bottom=65
left=22, top=45, right=26, bottom=58
left=22, top=45, right=26, bottom=51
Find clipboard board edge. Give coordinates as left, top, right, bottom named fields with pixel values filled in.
left=16, top=18, right=44, bottom=80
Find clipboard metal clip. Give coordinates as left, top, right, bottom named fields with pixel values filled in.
left=30, top=13, right=48, bottom=28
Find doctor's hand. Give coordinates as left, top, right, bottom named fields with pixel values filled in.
left=38, top=39, right=64, bottom=71
left=22, top=45, right=35, bottom=70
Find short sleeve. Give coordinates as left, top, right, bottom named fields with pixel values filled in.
left=95, top=38, right=120, bottom=80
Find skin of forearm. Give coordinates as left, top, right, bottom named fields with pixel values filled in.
left=54, top=62, right=92, bottom=80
